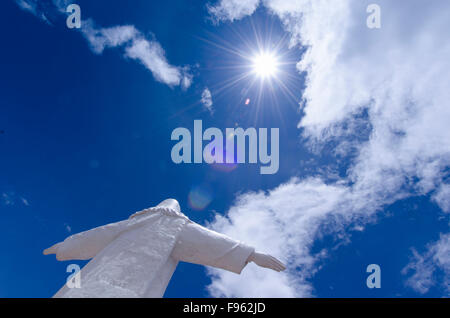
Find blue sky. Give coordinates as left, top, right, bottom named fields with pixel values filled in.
left=1, top=0, right=449, bottom=297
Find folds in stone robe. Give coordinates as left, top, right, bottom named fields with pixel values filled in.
left=49, top=201, right=254, bottom=298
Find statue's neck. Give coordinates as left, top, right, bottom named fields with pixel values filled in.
left=129, top=206, right=187, bottom=220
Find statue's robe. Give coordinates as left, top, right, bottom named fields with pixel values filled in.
left=52, top=207, right=254, bottom=298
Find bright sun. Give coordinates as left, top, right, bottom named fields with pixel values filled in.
left=252, top=52, right=279, bottom=78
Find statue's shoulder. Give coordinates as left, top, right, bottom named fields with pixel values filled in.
left=128, top=207, right=153, bottom=219
left=128, top=206, right=189, bottom=221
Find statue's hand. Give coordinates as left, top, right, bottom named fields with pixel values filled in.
left=247, top=252, right=286, bottom=272
left=43, top=242, right=62, bottom=256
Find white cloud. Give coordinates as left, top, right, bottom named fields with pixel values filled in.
left=207, top=0, right=450, bottom=296
left=81, top=22, right=138, bottom=54
left=124, top=37, right=189, bottom=87
left=21, top=197, right=30, bottom=206
left=207, top=175, right=392, bottom=297
left=208, top=0, right=260, bottom=22
left=402, top=233, right=450, bottom=295
left=207, top=178, right=351, bottom=297
left=79, top=18, right=193, bottom=88
left=432, top=184, right=450, bottom=214
left=201, top=88, right=214, bottom=113
left=16, top=0, right=36, bottom=12
left=1, top=193, right=14, bottom=206
left=1, top=192, right=30, bottom=207
left=15, top=1, right=192, bottom=88
left=82, top=22, right=192, bottom=88
left=15, top=0, right=51, bottom=24
left=80, top=19, right=192, bottom=88
left=180, top=68, right=194, bottom=90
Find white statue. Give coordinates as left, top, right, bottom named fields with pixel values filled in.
left=44, top=199, right=286, bottom=297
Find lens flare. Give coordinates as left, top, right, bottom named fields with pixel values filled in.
left=211, top=161, right=238, bottom=172
left=210, top=132, right=239, bottom=172
left=188, top=186, right=213, bottom=211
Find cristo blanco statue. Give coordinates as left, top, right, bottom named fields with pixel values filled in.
left=44, top=199, right=286, bottom=297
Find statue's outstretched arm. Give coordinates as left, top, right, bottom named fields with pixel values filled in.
left=172, top=222, right=286, bottom=274
left=43, top=220, right=127, bottom=261
left=247, top=252, right=286, bottom=272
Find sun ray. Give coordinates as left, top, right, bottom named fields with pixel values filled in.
left=195, top=14, right=303, bottom=127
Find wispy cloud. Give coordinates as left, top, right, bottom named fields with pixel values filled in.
left=1, top=193, right=14, bottom=206
left=207, top=0, right=260, bottom=23
left=81, top=20, right=192, bottom=88
left=21, top=197, right=30, bottom=206
left=16, top=0, right=36, bottom=13
left=201, top=88, right=213, bottom=113
left=1, top=192, right=30, bottom=207
left=64, top=223, right=72, bottom=233
left=124, top=37, right=191, bottom=88
left=14, top=0, right=192, bottom=88
left=432, top=184, right=450, bottom=214
left=208, top=178, right=350, bottom=297
left=207, top=0, right=450, bottom=296
left=402, top=234, right=450, bottom=295
left=80, top=22, right=138, bottom=54
left=15, top=0, right=51, bottom=24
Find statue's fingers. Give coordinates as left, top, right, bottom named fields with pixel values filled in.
left=260, top=258, right=274, bottom=270
left=271, top=259, right=286, bottom=271
left=43, top=247, right=54, bottom=255
left=277, top=263, right=286, bottom=271
left=267, top=259, right=283, bottom=272
left=269, top=256, right=286, bottom=271
left=273, top=262, right=284, bottom=272
left=275, top=260, right=286, bottom=271
left=43, top=243, right=60, bottom=255
left=272, top=257, right=286, bottom=269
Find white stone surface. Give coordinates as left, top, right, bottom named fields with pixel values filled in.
left=44, top=199, right=267, bottom=298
